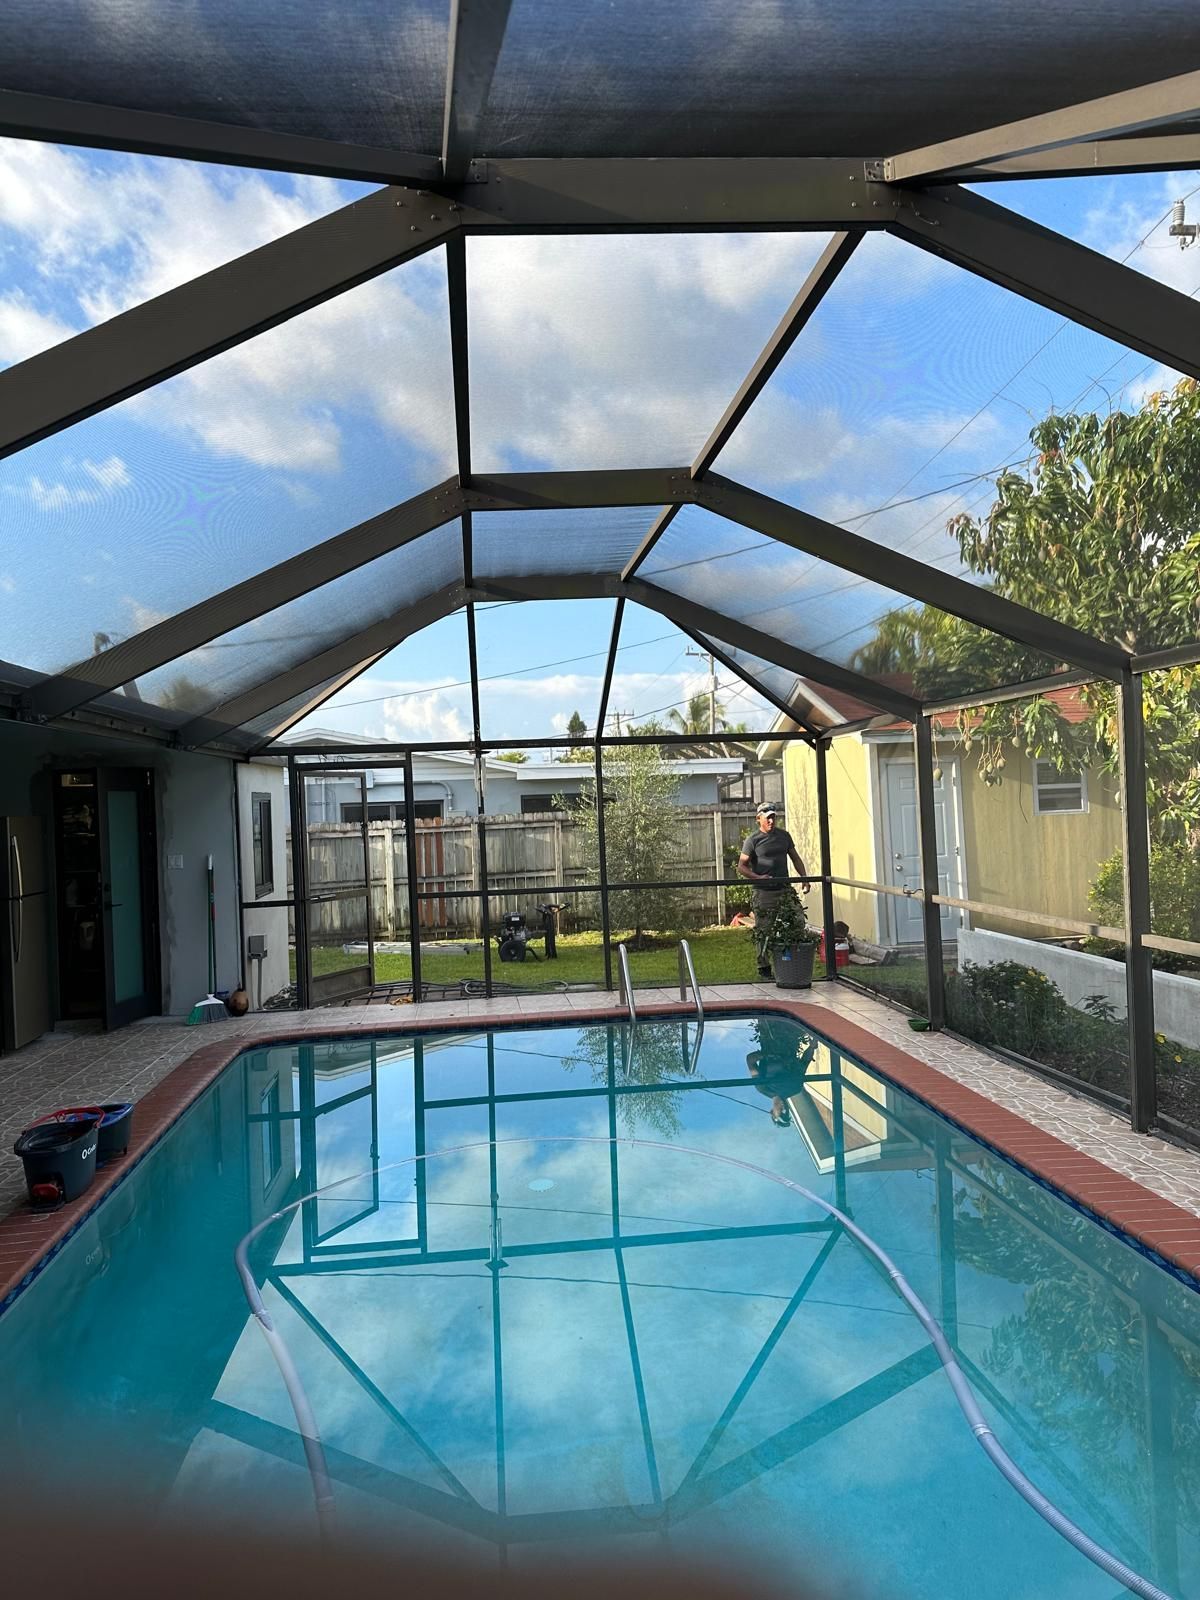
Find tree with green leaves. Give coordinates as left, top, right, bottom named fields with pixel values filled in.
left=558, top=708, right=594, bottom=761
left=855, top=380, right=1200, bottom=865
left=494, top=750, right=528, bottom=763
left=570, top=742, right=685, bottom=947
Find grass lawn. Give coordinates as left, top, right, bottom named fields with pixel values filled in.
left=304, top=925, right=829, bottom=991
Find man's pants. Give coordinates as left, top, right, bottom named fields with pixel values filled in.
left=753, top=886, right=794, bottom=970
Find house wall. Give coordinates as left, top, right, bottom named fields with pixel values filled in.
left=0, top=723, right=240, bottom=1024
left=784, top=730, right=1122, bottom=948
left=784, top=735, right=881, bottom=940
left=235, top=762, right=290, bottom=1010
left=951, top=743, right=1122, bottom=938
left=302, top=761, right=731, bottom=821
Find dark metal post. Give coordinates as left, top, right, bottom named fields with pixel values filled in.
left=402, top=752, right=423, bottom=1002
left=595, top=600, right=623, bottom=991
left=815, top=739, right=837, bottom=982
left=595, top=742, right=613, bottom=989
left=466, top=603, right=493, bottom=996
left=1119, top=671, right=1157, bottom=1131
left=287, top=754, right=311, bottom=1011
left=914, top=716, right=947, bottom=1029
left=446, top=234, right=473, bottom=585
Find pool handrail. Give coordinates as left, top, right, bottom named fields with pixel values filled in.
left=616, top=941, right=637, bottom=1028
left=677, top=939, right=703, bottom=1023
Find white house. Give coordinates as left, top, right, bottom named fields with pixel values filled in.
left=281, top=731, right=745, bottom=821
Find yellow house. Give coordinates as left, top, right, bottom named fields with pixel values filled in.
left=770, top=685, right=1123, bottom=950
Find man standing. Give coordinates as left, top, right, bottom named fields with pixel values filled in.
left=738, top=803, right=809, bottom=978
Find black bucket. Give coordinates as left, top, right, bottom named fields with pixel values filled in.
left=61, top=1103, right=134, bottom=1163
left=13, top=1113, right=103, bottom=1209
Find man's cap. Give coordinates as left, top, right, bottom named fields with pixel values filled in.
left=756, top=802, right=777, bottom=817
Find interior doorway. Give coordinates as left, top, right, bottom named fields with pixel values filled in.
left=53, top=767, right=161, bottom=1028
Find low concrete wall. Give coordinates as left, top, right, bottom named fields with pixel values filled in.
left=958, top=927, right=1200, bottom=1049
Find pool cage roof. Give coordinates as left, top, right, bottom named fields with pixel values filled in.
left=2, top=11, right=1200, bottom=756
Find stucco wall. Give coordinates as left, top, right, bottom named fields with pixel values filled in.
left=784, top=735, right=880, bottom=939
left=951, top=743, right=1122, bottom=938
left=235, top=761, right=290, bottom=1009
left=0, top=724, right=240, bottom=1023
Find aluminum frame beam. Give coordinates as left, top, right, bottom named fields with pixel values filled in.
left=441, top=0, right=514, bottom=184
left=889, top=185, right=1200, bottom=382
left=698, top=474, right=1125, bottom=681
left=475, top=571, right=920, bottom=719
left=0, top=185, right=476, bottom=462
left=622, top=229, right=861, bottom=582
left=26, top=481, right=462, bottom=720
left=881, top=69, right=1200, bottom=183
left=177, top=581, right=468, bottom=748
left=0, top=87, right=443, bottom=186
left=9, top=155, right=1200, bottom=471
left=685, top=626, right=822, bottom=739
left=23, top=463, right=1124, bottom=733
left=938, top=130, right=1200, bottom=181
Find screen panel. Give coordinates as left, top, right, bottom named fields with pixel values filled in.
left=4, top=248, right=455, bottom=678
left=0, top=2, right=449, bottom=153
left=468, top=231, right=836, bottom=471
left=712, top=225, right=1199, bottom=658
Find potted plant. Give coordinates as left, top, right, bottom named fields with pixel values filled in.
left=762, top=895, right=822, bottom=989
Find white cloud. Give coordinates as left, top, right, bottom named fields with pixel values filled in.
left=306, top=660, right=774, bottom=745
left=0, top=137, right=340, bottom=321
left=10, top=454, right=132, bottom=510
left=0, top=290, right=78, bottom=365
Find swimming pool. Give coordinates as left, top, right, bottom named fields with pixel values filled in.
left=1, top=1012, right=1197, bottom=1597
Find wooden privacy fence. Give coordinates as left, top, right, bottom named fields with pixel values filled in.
left=292, top=807, right=764, bottom=942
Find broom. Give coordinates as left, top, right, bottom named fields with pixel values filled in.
left=185, top=855, right=227, bottom=1025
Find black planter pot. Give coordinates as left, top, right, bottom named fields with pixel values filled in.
left=772, top=942, right=816, bottom=990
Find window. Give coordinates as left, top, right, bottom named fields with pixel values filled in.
left=1033, top=761, right=1087, bottom=815
left=341, top=799, right=444, bottom=823
left=521, top=794, right=568, bottom=815
left=260, top=1078, right=282, bottom=1193
left=251, top=792, right=273, bottom=896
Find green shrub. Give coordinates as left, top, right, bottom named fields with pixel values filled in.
left=761, top=892, right=821, bottom=952
left=1089, top=843, right=1200, bottom=970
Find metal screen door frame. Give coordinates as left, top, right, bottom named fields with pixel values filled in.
left=300, top=767, right=376, bottom=1006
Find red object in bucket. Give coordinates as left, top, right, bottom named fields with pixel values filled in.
left=35, top=1106, right=106, bottom=1129
left=817, top=932, right=850, bottom=969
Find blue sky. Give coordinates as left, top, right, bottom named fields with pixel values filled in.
left=0, top=138, right=1196, bottom=741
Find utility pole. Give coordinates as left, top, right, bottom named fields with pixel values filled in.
left=685, top=646, right=718, bottom=735
left=610, top=709, right=635, bottom=737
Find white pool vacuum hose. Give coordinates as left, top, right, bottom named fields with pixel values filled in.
left=235, top=1135, right=1175, bottom=1599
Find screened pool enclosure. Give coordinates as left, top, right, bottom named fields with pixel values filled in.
left=1, top=7, right=1200, bottom=1139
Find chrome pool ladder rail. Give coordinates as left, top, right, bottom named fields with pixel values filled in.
left=677, top=939, right=703, bottom=1023
left=617, top=942, right=637, bottom=1027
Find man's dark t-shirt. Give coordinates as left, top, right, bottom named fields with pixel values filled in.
left=741, top=825, right=795, bottom=886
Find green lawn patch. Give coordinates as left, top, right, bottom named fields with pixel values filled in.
left=302, top=924, right=828, bottom=991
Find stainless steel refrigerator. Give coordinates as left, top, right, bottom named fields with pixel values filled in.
left=1, top=815, right=50, bottom=1051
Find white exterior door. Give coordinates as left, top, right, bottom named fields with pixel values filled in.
left=881, top=757, right=964, bottom=946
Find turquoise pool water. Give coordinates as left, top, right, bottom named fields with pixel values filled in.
left=2, top=1013, right=1198, bottom=1597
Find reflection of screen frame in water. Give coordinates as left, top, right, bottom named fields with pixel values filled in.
left=234, top=1133, right=1169, bottom=1600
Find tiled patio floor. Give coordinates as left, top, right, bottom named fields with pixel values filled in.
left=4, top=980, right=1200, bottom=1222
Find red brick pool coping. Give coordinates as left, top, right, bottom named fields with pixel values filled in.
left=6, top=996, right=1200, bottom=1310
